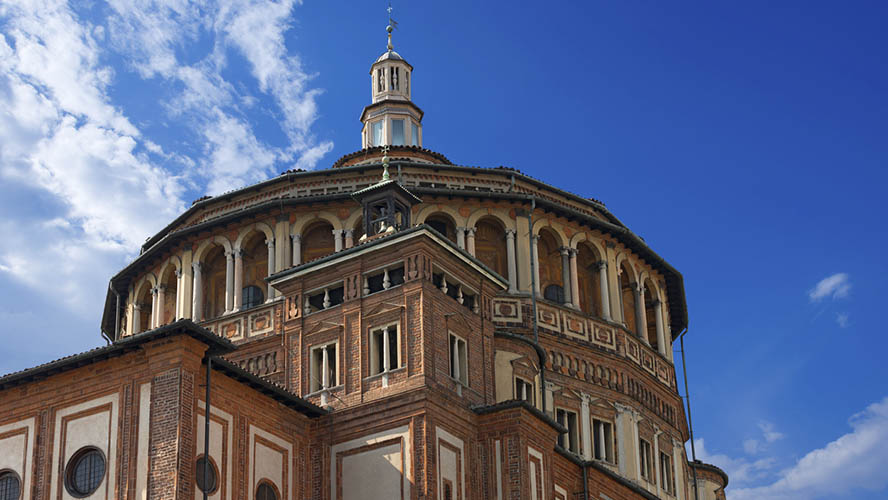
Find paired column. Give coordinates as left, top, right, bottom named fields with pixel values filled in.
left=598, top=261, right=611, bottom=320
left=634, top=284, right=648, bottom=344
left=560, top=247, right=572, bottom=305
left=291, top=234, right=302, bottom=267
left=654, top=299, right=667, bottom=357
left=531, top=235, right=541, bottom=295
left=333, top=229, right=344, bottom=252
left=232, top=249, right=243, bottom=312
left=191, top=262, right=204, bottom=322
left=266, top=239, right=275, bottom=301
left=154, top=285, right=166, bottom=327
left=224, top=251, right=235, bottom=313
left=505, top=230, right=518, bottom=293
left=132, top=304, right=142, bottom=334
left=465, top=227, right=476, bottom=256
left=174, top=269, right=183, bottom=320
left=568, top=248, right=580, bottom=309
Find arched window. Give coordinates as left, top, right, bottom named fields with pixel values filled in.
left=644, top=280, right=659, bottom=350
left=474, top=218, right=508, bottom=277
left=159, top=266, right=178, bottom=325
left=537, top=230, right=565, bottom=303
left=576, top=242, right=602, bottom=317
left=619, top=262, right=637, bottom=334
left=242, top=285, right=264, bottom=309
left=0, top=470, right=22, bottom=500
left=203, top=245, right=228, bottom=320
left=424, top=214, right=457, bottom=244
left=65, top=447, right=105, bottom=498
left=302, top=222, right=335, bottom=262
left=256, top=480, right=279, bottom=500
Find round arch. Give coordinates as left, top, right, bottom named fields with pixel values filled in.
left=291, top=211, right=343, bottom=236
left=193, top=235, right=233, bottom=263
left=531, top=218, right=569, bottom=247
left=414, top=204, right=465, bottom=228
left=466, top=208, right=515, bottom=232
left=235, top=221, right=275, bottom=250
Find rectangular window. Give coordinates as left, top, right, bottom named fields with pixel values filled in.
left=411, top=122, right=419, bottom=146
left=370, top=325, right=399, bottom=375
left=310, top=343, right=337, bottom=393
left=391, top=119, right=405, bottom=146
left=639, top=438, right=654, bottom=482
left=449, top=333, right=468, bottom=385
left=660, top=452, right=674, bottom=494
left=515, top=377, right=533, bottom=404
left=372, top=121, right=384, bottom=146
left=556, top=408, right=579, bottom=454
left=593, top=418, right=615, bottom=463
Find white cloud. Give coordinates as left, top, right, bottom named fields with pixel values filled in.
left=744, top=421, right=785, bottom=455
left=730, top=397, right=888, bottom=500
left=691, top=438, right=776, bottom=487
left=0, top=0, right=332, bottom=318
left=836, top=312, right=849, bottom=328
left=808, top=273, right=851, bottom=302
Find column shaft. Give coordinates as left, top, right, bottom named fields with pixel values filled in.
left=291, top=234, right=301, bottom=267
left=560, top=247, right=571, bottom=305
left=635, top=286, right=648, bottom=343
left=580, top=394, right=592, bottom=460
left=456, top=227, right=466, bottom=250
left=155, top=285, right=166, bottom=327
left=192, top=262, right=203, bottom=322
left=654, top=300, right=667, bottom=357
left=233, top=250, right=243, bottom=312
left=569, top=249, right=580, bottom=309
left=531, top=235, right=541, bottom=295
left=466, top=227, right=476, bottom=256
left=505, top=230, right=518, bottom=293
left=344, top=229, right=354, bottom=249
left=333, top=229, right=343, bottom=252
left=266, top=239, right=275, bottom=301
left=599, top=262, right=611, bottom=320
left=225, top=252, right=234, bottom=313
left=132, top=305, right=141, bottom=334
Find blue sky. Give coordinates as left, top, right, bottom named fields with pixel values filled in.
left=1, top=1, right=886, bottom=498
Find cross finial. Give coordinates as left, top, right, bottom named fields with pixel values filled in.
left=386, top=2, right=397, bottom=51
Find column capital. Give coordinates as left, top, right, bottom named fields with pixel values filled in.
left=568, top=247, right=578, bottom=257
left=579, top=391, right=592, bottom=403
left=265, top=238, right=275, bottom=247
left=291, top=233, right=302, bottom=242
left=531, top=234, right=540, bottom=243
left=465, top=227, right=476, bottom=236
left=651, top=299, right=662, bottom=307
left=344, top=229, right=354, bottom=237
left=174, top=268, right=182, bottom=278
left=133, top=303, right=142, bottom=311
left=192, top=261, right=203, bottom=272
left=559, top=246, right=570, bottom=257
left=332, top=228, right=344, bottom=236
left=456, top=226, right=468, bottom=232
left=505, top=228, right=516, bottom=238
left=597, top=260, right=608, bottom=270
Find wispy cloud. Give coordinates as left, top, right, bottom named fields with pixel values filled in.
left=743, top=421, right=785, bottom=455
left=836, top=312, right=849, bottom=328
left=730, top=396, right=888, bottom=500
left=808, top=273, right=851, bottom=302
left=691, top=438, right=776, bottom=487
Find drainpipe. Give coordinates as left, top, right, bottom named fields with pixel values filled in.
left=679, top=328, right=699, bottom=500
left=525, top=196, right=547, bottom=414
left=582, top=463, right=589, bottom=500
left=203, top=356, right=212, bottom=500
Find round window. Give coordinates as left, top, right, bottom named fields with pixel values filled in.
left=0, top=470, right=22, bottom=500
left=65, top=447, right=105, bottom=498
left=195, top=455, right=218, bottom=494
left=255, top=481, right=278, bottom=500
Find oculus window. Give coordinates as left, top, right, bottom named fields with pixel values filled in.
left=65, top=447, right=105, bottom=498
left=0, top=471, right=21, bottom=500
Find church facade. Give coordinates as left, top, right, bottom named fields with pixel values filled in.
left=0, top=22, right=728, bottom=500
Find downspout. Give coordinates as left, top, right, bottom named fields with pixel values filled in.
left=582, top=463, right=589, bottom=500
left=526, top=196, right=547, bottom=414
left=203, top=356, right=212, bottom=500
left=679, top=328, right=699, bottom=500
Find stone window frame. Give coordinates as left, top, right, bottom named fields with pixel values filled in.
left=555, top=407, right=580, bottom=455
left=591, top=417, right=616, bottom=464
left=368, top=321, right=403, bottom=377
left=448, top=332, right=468, bottom=386
left=308, top=340, right=340, bottom=394
left=638, top=437, right=654, bottom=484
left=659, top=451, right=675, bottom=495
left=514, top=376, right=534, bottom=405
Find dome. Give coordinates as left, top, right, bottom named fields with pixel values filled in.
left=375, top=50, right=405, bottom=63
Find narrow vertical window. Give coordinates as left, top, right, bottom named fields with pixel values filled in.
left=660, top=452, right=674, bottom=494
left=411, top=122, right=419, bottom=146
left=406, top=71, right=410, bottom=95
left=371, top=325, right=399, bottom=375
left=377, top=68, right=384, bottom=92
left=310, top=343, right=337, bottom=392
left=391, top=119, right=405, bottom=146
left=556, top=408, right=579, bottom=454
left=449, top=333, right=467, bottom=385
left=639, top=438, right=653, bottom=482
left=372, top=121, right=384, bottom=147
left=592, top=418, right=615, bottom=462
